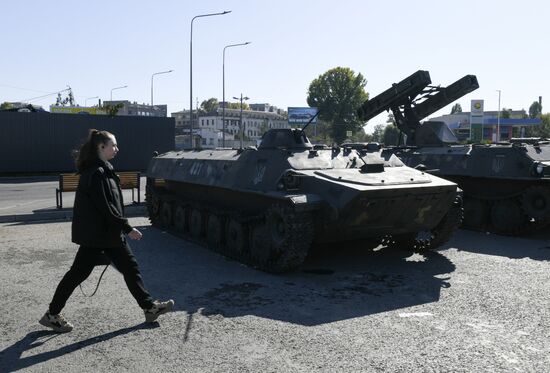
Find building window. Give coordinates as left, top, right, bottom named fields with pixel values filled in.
left=202, top=138, right=206, bottom=145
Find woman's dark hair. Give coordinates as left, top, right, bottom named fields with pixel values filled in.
left=74, top=129, right=114, bottom=172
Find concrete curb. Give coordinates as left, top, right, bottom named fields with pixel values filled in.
left=0, top=205, right=147, bottom=223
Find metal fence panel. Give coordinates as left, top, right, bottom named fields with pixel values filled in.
left=0, top=112, right=175, bottom=173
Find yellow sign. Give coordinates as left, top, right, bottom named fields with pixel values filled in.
left=49, top=106, right=106, bottom=115
left=470, top=100, right=484, bottom=114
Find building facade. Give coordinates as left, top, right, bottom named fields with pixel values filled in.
left=431, top=109, right=541, bottom=141
left=103, top=100, right=167, bottom=117
left=172, top=105, right=289, bottom=149
left=50, top=100, right=168, bottom=117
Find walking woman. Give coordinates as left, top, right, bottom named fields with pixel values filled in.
left=40, top=129, right=173, bottom=332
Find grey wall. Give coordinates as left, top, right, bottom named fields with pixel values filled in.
left=0, top=112, right=175, bottom=174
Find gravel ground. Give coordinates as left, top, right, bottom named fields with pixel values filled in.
left=1, top=218, right=549, bottom=372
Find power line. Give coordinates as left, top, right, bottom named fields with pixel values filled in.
left=0, top=84, right=50, bottom=93
left=19, top=88, right=71, bottom=103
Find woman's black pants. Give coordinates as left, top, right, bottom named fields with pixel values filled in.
left=49, top=241, right=154, bottom=315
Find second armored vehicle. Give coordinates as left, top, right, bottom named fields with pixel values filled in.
left=358, top=70, right=550, bottom=235
left=146, top=127, right=462, bottom=272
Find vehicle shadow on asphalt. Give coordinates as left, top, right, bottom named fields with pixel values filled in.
left=450, top=229, right=550, bottom=261
left=0, top=323, right=158, bottom=373
left=132, top=225, right=457, bottom=327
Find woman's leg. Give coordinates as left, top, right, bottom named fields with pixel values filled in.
left=105, top=241, right=154, bottom=309
left=49, top=246, right=100, bottom=315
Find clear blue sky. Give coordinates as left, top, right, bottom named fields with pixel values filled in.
left=2, top=0, right=548, bottom=133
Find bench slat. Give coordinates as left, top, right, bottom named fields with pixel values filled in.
left=57, top=171, right=141, bottom=208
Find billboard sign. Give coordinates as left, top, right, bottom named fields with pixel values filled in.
left=288, top=107, right=318, bottom=125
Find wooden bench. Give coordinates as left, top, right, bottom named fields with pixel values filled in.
left=117, top=171, right=141, bottom=205
left=56, top=171, right=141, bottom=209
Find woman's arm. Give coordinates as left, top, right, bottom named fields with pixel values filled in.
left=88, top=170, right=133, bottom=234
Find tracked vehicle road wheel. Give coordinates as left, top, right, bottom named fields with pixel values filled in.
left=521, top=186, right=550, bottom=220
left=382, top=195, right=463, bottom=251
left=174, top=204, right=187, bottom=233
left=463, top=197, right=489, bottom=230
left=189, top=208, right=203, bottom=238
left=266, top=206, right=289, bottom=247
left=490, top=199, right=527, bottom=235
left=160, top=201, right=173, bottom=227
left=207, top=214, right=223, bottom=248
left=248, top=205, right=314, bottom=273
left=226, top=218, right=248, bottom=254
left=150, top=193, right=161, bottom=217
left=250, top=224, right=272, bottom=267
left=146, top=190, right=160, bottom=225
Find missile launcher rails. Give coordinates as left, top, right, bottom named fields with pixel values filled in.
left=358, top=70, right=550, bottom=235
left=146, top=128, right=463, bottom=273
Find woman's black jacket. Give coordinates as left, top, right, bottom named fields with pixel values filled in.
left=72, top=159, right=133, bottom=248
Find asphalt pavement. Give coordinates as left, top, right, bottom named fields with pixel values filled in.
left=1, top=216, right=549, bottom=372
left=0, top=175, right=147, bottom=223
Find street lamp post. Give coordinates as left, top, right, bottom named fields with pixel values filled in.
left=496, top=90, right=501, bottom=142
left=85, top=96, right=99, bottom=107
left=190, top=10, right=231, bottom=149
left=151, top=70, right=174, bottom=107
left=233, top=94, right=249, bottom=149
left=223, top=42, right=250, bottom=148
left=110, top=85, right=128, bottom=101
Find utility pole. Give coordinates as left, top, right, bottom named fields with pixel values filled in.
left=233, top=93, right=249, bottom=149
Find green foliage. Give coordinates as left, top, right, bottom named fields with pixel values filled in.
left=383, top=124, right=400, bottom=146
left=303, top=120, right=335, bottom=145
left=103, top=103, right=124, bottom=116
left=350, top=129, right=372, bottom=143
left=529, top=101, right=542, bottom=118
left=0, top=102, right=13, bottom=110
left=307, top=67, right=369, bottom=143
left=525, top=113, right=550, bottom=138
left=371, top=124, right=385, bottom=143
left=386, top=113, right=396, bottom=126
left=500, top=108, right=511, bottom=119
left=227, top=102, right=250, bottom=110
left=200, top=98, right=219, bottom=113
left=54, top=87, right=75, bottom=107
left=450, top=103, right=462, bottom=114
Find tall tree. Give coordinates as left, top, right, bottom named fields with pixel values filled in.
left=529, top=101, right=542, bottom=118
left=54, top=87, right=75, bottom=106
left=307, top=67, right=369, bottom=143
left=450, top=103, right=462, bottom=114
left=371, top=124, right=385, bottom=142
left=386, top=112, right=396, bottom=126
left=200, top=98, right=219, bottom=113
left=525, top=113, right=550, bottom=138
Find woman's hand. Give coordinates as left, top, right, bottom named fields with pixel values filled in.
left=128, top=228, right=143, bottom=240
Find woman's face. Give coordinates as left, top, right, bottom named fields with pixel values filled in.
left=98, top=135, right=119, bottom=161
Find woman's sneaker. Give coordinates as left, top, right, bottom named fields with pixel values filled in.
left=144, top=299, right=174, bottom=322
left=39, top=311, right=74, bottom=332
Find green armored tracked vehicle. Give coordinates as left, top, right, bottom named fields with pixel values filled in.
left=358, top=70, right=550, bottom=235
left=146, top=124, right=463, bottom=272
